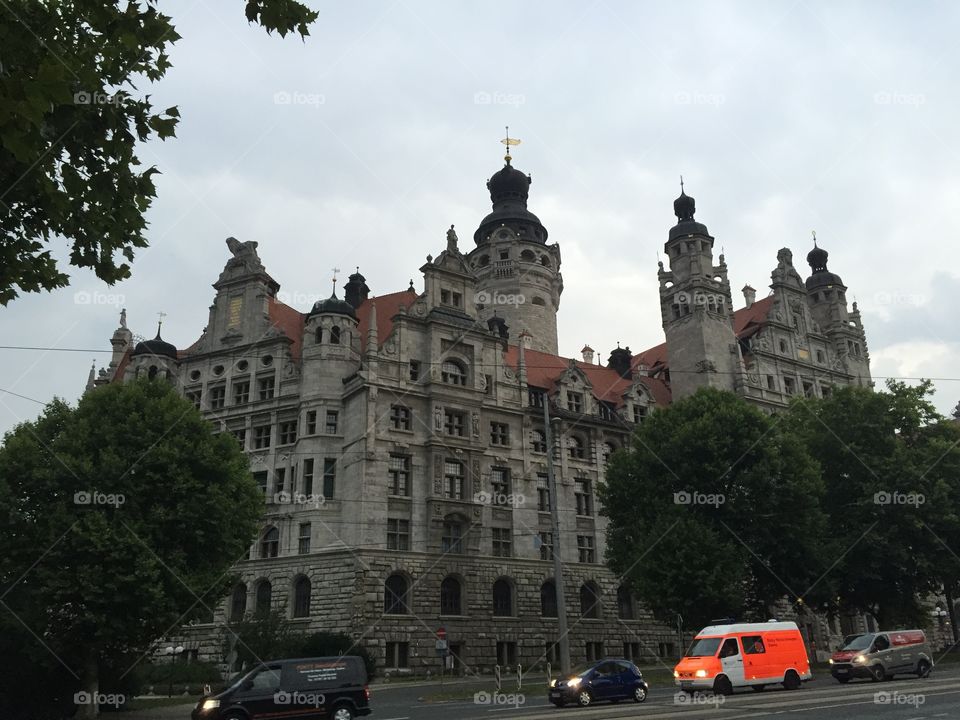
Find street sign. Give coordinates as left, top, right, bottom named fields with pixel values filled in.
left=435, top=639, right=448, bottom=652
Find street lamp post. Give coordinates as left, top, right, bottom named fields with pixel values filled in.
left=164, top=645, right=184, bottom=697
left=542, top=397, right=570, bottom=676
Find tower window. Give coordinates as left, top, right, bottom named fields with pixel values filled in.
left=532, top=296, right=545, bottom=306
left=816, top=349, right=825, bottom=364
left=325, top=410, right=339, bottom=434
left=330, top=326, right=341, bottom=344
left=499, top=251, right=509, bottom=260
left=766, top=375, right=776, bottom=390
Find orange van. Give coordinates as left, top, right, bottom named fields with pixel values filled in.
left=674, top=621, right=812, bottom=695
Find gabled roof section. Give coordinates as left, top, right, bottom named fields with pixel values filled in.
left=267, top=297, right=306, bottom=361
left=356, top=289, right=419, bottom=352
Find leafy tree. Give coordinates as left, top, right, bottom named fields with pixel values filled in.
left=786, top=380, right=958, bottom=628
left=0, top=0, right=318, bottom=305
left=0, top=379, right=262, bottom=719
left=600, top=387, right=828, bottom=631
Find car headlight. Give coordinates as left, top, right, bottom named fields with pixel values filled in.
left=828, top=659, right=834, bottom=664
left=201, top=699, right=220, bottom=710
left=695, top=669, right=708, bottom=678
left=673, top=670, right=679, bottom=678
left=549, top=679, right=556, bottom=688
left=567, top=677, right=582, bottom=688
left=854, top=655, right=866, bottom=664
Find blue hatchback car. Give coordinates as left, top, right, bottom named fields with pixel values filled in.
left=548, top=658, right=649, bottom=708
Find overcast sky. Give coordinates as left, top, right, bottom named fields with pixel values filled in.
left=2, top=0, right=959, bottom=437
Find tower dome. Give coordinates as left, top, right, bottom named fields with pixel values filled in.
left=487, top=163, right=531, bottom=204
left=474, top=156, right=549, bottom=244
left=674, top=189, right=696, bottom=222
left=805, top=237, right=845, bottom=290
left=310, top=292, right=357, bottom=319
left=130, top=330, right=178, bottom=360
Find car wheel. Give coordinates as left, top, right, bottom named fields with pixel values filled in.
left=750, top=684, right=766, bottom=692
left=916, top=660, right=932, bottom=678
left=576, top=690, right=592, bottom=707
left=782, top=670, right=801, bottom=691
left=870, top=665, right=885, bottom=682
left=713, top=675, right=733, bottom=696
left=836, top=677, right=850, bottom=684
left=331, top=705, right=354, bottom=720
left=633, top=685, right=647, bottom=703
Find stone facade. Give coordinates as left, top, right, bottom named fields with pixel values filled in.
left=97, top=155, right=874, bottom=675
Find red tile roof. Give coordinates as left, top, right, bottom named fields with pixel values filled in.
left=268, top=297, right=307, bottom=362
left=356, top=290, right=419, bottom=351
left=503, top=346, right=672, bottom=408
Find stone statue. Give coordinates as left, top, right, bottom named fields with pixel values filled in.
left=433, top=405, right=443, bottom=432
left=223, top=237, right=265, bottom=275
left=119, top=308, right=127, bottom=329
left=446, top=224, right=458, bottom=253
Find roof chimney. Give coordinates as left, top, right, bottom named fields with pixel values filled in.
left=581, top=345, right=594, bottom=364
left=607, top=346, right=633, bottom=379
left=742, top=284, right=756, bottom=309
left=519, top=329, right=533, bottom=350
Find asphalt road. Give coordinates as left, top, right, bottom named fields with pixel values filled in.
left=123, top=667, right=960, bottom=720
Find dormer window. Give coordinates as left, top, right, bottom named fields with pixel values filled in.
left=442, top=359, right=467, bottom=386
left=567, top=391, right=583, bottom=413
left=633, top=404, right=648, bottom=424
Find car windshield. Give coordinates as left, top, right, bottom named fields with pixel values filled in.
left=569, top=663, right=597, bottom=677
left=841, top=634, right=874, bottom=651
left=686, top=637, right=722, bottom=657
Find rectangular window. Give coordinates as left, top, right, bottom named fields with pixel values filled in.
left=231, top=427, right=246, bottom=448
left=452, top=291, right=462, bottom=308
left=821, top=384, right=832, bottom=398
left=532, top=429, right=547, bottom=453
left=298, top=522, right=311, bottom=555
left=816, top=349, right=825, bottom=364
left=385, top=641, right=409, bottom=669
left=528, top=388, right=545, bottom=408
left=441, top=521, right=463, bottom=554
left=623, top=642, right=641, bottom=663
left=185, top=389, right=201, bottom=408
left=632, top=405, right=647, bottom=424
left=491, top=467, right=509, bottom=502
left=325, top=410, right=339, bottom=434
left=496, top=641, right=517, bottom=666
left=253, top=471, right=268, bottom=495
left=388, top=454, right=410, bottom=496
left=302, top=458, right=314, bottom=495
left=484, top=374, right=493, bottom=395
left=443, top=460, right=464, bottom=500
left=742, top=635, right=766, bottom=654
left=766, top=375, right=776, bottom=390
left=232, top=380, right=250, bottom=405
left=578, top=534, right=596, bottom=563
left=390, top=405, right=411, bottom=431
left=274, top=467, right=286, bottom=494
left=322, top=458, right=336, bottom=499
left=567, top=391, right=583, bottom=413
left=536, top=473, right=551, bottom=512
left=257, top=376, right=275, bottom=400
left=306, top=410, right=317, bottom=435
left=209, top=385, right=225, bottom=410
left=253, top=425, right=271, bottom=449
left=444, top=410, right=465, bottom=437
left=387, top=518, right=410, bottom=551
left=575, top=478, right=593, bottom=516
left=490, top=422, right=509, bottom=446
left=599, top=402, right=616, bottom=421
left=492, top=527, right=512, bottom=557
left=409, top=360, right=420, bottom=381
left=784, top=376, right=796, bottom=395
left=586, top=641, right=604, bottom=663
left=802, top=380, right=815, bottom=398
left=278, top=420, right=297, bottom=445
left=440, top=288, right=451, bottom=305
left=538, top=531, right=554, bottom=561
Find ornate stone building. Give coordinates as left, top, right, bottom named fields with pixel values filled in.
left=93, top=151, right=871, bottom=673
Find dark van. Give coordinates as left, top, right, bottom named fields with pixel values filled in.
left=192, top=656, right=371, bottom=720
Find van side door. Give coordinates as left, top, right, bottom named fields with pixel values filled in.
left=718, top=638, right=745, bottom=687
left=872, top=634, right=892, bottom=672
left=230, top=664, right=283, bottom=718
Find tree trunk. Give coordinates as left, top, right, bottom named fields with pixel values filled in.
left=946, top=584, right=959, bottom=648
left=74, top=651, right=99, bottom=720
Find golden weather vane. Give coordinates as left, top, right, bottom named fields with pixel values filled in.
left=501, top=126, right=521, bottom=164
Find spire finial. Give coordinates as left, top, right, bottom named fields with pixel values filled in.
left=156, top=311, right=166, bottom=337
left=680, top=175, right=685, bottom=194
left=812, top=230, right=817, bottom=247
left=331, top=267, right=341, bottom=295
left=501, top=126, right=521, bottom=165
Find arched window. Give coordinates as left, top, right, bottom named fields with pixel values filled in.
left=440, top=576, right=462, bottom=615
left=254, top=579, right=272, bottom=616
left=617, top=585, right=634, bottom=619
left=261, top=527, right=279, bottom=558
left=580, top=582, right=601, bottom=619
left=567, top=435, right=585, bottom=460
left=492, top=578, right=513, bottom=617
left=330, top=326, right=341, bottom=344
left=148, top=365, right=158, bottom=380
left=478, top=255, right=490, bottom=267
left=540, top=255, right=551, bottom=268
left=315, top=327, right=323, bottom=344
left=531, top=429, right=547, bottom=453
left=384, top=574, right=409, bottom=615
left=540, top=580, right=558, bottom=617
left=520, top=249, right=536, bottom=262
left=441, top=359, right=467, bottom=386
left=531, top=296, right=546, bottom=306
left=293, top=576, right=311, bottom=618
left=230, top=583, right=247, bottom=621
